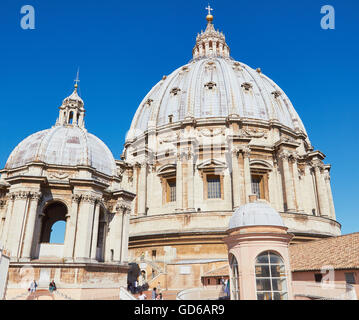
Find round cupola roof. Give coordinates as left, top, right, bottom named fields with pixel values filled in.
left=126, top=12, right=307, bottom=141
left=228, top=200, right=285, bottom=230
left=5, top=86, right=117, bottom=177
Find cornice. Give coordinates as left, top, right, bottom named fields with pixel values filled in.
left=5, top=175, right=48, bottom=186
left=68, top=178, right=109, bottom=190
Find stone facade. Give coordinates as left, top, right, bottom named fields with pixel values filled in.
left=0, top=86, right=135, bottom=299
left=121, top=13, right=340, bottom=291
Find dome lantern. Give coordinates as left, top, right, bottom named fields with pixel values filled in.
left=192, top=5, right=230, bottom=59
left=56, top=70, right=86, bottom=128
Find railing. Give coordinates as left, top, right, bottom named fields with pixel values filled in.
left=177, top=287, right=224, bottom=300
left=119, top=287, right=137, bottom=300
left=292, top=281, right=357, bottom=300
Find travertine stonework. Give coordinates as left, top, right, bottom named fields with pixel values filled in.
left=121, top=13, right=340, bottom=290
left=0, top=85, right=135, bottom=299
left=0, top=11, right=341, bottom=295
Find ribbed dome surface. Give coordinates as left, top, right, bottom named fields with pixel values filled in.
left=127, top=57, right=307, bottom=140
left=228, top=201, right=285, bottom=229
left=5, top=126, right=117, bottom=176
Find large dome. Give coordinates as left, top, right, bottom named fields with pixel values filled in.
left=5, top=87, right=117, bottom=177
left=127, top=20, right=307, bottom=141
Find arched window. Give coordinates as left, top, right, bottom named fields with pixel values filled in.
left=69, top=111, right=74, bottom=124
left=229, top=254, right=240, bottom=300
left=255, top=251, right=288, bottom=300
left=40, top=202, right=67, bottom=244
left=96, top=209, right=107, bottom=262
left=49, top=221, right=66, bottom=244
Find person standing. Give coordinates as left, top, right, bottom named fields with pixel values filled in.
left=151, top=287, right=157, bottom=300
left=134, top=280, right=138, bottom=294
left=138, top=291, right=147, bottom=300
left=29, top=280, right=37, bottom=294
left=49, top=280, right=57, bottom=293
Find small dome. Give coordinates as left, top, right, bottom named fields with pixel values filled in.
left=5, top=126, right=117, bottom=176
left=228, top=201, right=285, bottom=230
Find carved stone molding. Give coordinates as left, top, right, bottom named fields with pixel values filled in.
left=278, top=150, right=291, bottom=160
left=205, top=61, right=216, bottom=72
left=170, top=87, right=181, bottom=96
left=204, top=81, right=217, bottom=90
left=29, top=191, right=42, bottom=202
left=271, top=90, right=282, bottom=99
left=232, top=62, right=243, bottom=72
left=240, top=128, right=267, bottom=139
left=81, top=194, right=101, bottom=204
left=311, top=159, right=324, bottom=170
left=231, top=146, right=241, bottom=157
left=116, top=202, right=132, bottom=214
left=48, top=171, right=73, bottom=180
left=12, top=191, right=29, bottom=200
left=159, top=132, right=180, bottom=144
left=71, top=194, right=81, bottom=203
left=241, top=82, right=253, bottom=91
left=324, top=172, right=331, bottom=182
left=239, top=146, right=251, bottom=158
left=198, top=128, right=224, bottom=137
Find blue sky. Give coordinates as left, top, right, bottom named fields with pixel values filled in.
left=0, top=0, right=358, bottom=240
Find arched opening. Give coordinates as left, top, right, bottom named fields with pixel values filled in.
left=96, top=208, right=107, bottom=262
left=40, top=202, right=67, bottom=243
left=229, top=254, right=240, bottom=300
left=68, top=111, right=74, bottom=124
left=37, top=202, right=67, bottom=260
left=49, top=221, right=66, bottom=244
left=255, top=251, right=288, bottom=300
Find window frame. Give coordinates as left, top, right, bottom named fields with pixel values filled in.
left=250, top=173, right=268, bottom=200
left=166, top=178, right=176, bottom=203
left=345, top=272, right=356, bottom=285
left=206, top=174, right=222, bottom=199
left=255, top=251, right=288, bottom=300
left=229, top=254, right=240, bottom=300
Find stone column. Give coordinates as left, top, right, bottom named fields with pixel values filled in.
left=312, top=161, right=330, bottom=217
left=303, top=162, right=318, bottom=215
left=241, top=146, right=252, bottom=203
left=63, top=194, right=81, bottom=261
left=176, top=153, right=183, bottom=211
left=231, top=148, right=241, bottom=208
left=138, top=162, right=147, bottom=216
left=20, top=192, right=41, bottom=261
left=112, top=204, right=125, bottom=263
left=90, top=200, right=101, bottom=261
left=120, top=204, right=131, bottom=263
left=8, top=191, right=29, bottom=259
left=186, top=150, right=195, bottom=211
left=0, top=193, right=15, bottom=247
left=290, top=154, right=303, bottom=212
left=74, top=193, right=96, bottom=262
left=146, top=164, right=155, bottom=213
left=324, top=170, right=336, bottom=220
left=0, top=196, right=7, bottom=237
left=279, top=151, right=296, bottom=211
